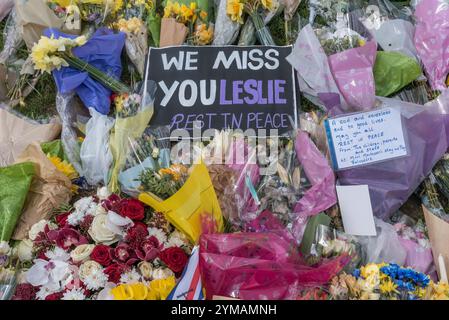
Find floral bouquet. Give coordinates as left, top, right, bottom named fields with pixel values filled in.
left=108, top=81, right=156, bottom=193
left=226, top=0, right=278, bottom=45
left=329, top=263, right=449, bottom=300
left=9, top=188, right=193, bottom=300
left=78, top=0, right=123, bottom=26
left=159, top=0, right=210, bottom=47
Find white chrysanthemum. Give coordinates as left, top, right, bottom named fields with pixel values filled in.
left=67, top=210, right=86, bottom=226
left=45, top=247, right=70, bottom=262
left=166, top=230, right=187, bottom=248
left=120, top=268, right=142, bottom=284
left=68, top=196, right=98, bottom=226
left=83, top=269, right=108, bottom=291
left=35, top=285, right=61, bottom=300
left=62, top=287, right=86, bottom=300
left=148, top=227, right=167, bottom=245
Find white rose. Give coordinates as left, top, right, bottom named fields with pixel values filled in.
left=138, top=261, right=153, bottom=279
left=95, top=205, right=107, bottom=216
left=97, top=187, right=111, bottom=201
left=79, top=260, right=103, bottom=281
left=88, top=214, right=119, bottom=245
left=151, top=267, right=174, bottom=280
left=17, top=239, right=33, bottom=262
left=28, top=220, right=48, bottom=241
left=0, top=241, right=10, bottom=255
left=70, top=244, right=95, bottom=263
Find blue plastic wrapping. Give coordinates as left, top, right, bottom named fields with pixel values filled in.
left=43, top=28, right=126, bottom=115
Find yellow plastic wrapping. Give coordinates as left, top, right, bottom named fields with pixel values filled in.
left=109, top=107, right=153, bottom=193
left=138, top=163, right=223, bottom=244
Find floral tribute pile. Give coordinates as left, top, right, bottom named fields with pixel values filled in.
left=10, top=188, right=191, bottom=300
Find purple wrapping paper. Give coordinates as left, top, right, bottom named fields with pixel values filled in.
left=414, top=0, right=449, bottom=91
left=334, top=90, right=449, bottom=219
left=328, top=41, right=378, bottom=111
left=291, top=130, right=337, bottom=240
left=44, top=28, right=126, bottom=115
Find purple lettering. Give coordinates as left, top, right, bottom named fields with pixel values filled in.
left=233, top=81, right=244, bottom=104
left=243, top=79, right=258, bottom=104
left=275, top=80, right=287, bottom=104
left=220, top=80, right=232, bottom=105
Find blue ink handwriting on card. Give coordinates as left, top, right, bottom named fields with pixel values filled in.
left=325, top=108, right=407, bottom=170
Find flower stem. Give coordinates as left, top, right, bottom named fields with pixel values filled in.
left=61, top=52, right=130, bottom=93
left=250, top=12, right=275, bottom=46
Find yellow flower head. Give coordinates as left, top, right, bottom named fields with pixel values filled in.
left=48, top=155, right=79, bottom=180
left=199, top=10, right=208, bottom=21
left=149, top=276, right=176, bottom=300
left=261, top=0, right=275, bottom=11
left=194, top=23, right=214, bottom=45
left=31, top=35, right=85, bottom=73
left=226, top=0, right=244, bottom=24
left=360, top=263, right=379, bottom=279
left=379, top=279, right=398, bottom=295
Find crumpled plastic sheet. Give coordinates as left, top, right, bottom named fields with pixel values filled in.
left=212, top=0, right=240, bottom=45
left=287, top=24, right=347, bottom=110
left=199, top=232, right=349, bottom=300
left=55, top=93, right=83, bottom=175
left=291, top=130, right=337, bottom=242
left=0, top=8, right=22, bottom=64
left=328, top=40, right=378, bottom=111
left=0, top=0, right=14, bottom=23
left=334, top=90, right=449, bottom=219
left=80, top=108, right=114, bottom=186
left=414, top=0, right=449, bottom=91
left=44, top=27, right=125, bottom=115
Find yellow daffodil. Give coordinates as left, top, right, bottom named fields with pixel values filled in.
left=115, top=17, right=143, bottom=34
left=111, top=284, right=135, bottom=300
left=199, top=10, right=208, bottom=21
left=149, top=276, right=176, bottom=300
left=31, top=35, right=85, bottom=73
left=194, top=23, right=214, bottom=45
left=261, top=0, right=274, bottom=10
left=226, top=0, right=244, bottom=24
left=111, top=278, right=176, bottom=300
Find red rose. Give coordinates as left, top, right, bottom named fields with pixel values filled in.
left=55, top=212, right=70, bottom=228
left=104, top=263, right=127, bottom=283
left=159, top=247, right=188, bottom=273
left=45, top=292, right=63, bottom=300
left=119, top=199, right=145, bottom=221
left=90, top=245, right=112, bottom=266
left=112, top=243, right=138, bottom=265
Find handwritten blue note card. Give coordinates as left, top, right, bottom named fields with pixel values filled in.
left=325, top=107, right=407, bottom=170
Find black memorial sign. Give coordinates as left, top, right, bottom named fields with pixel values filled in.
left=144, top=45, right=297, bottom=134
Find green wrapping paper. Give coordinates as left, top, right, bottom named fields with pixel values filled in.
left=374, top=51, right=422, bottom=97
left=0, top=162, right=35, bottom=241
left=41, top=140, right=68, bottom=161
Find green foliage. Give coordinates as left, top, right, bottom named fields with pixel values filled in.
left=139, top=169, right=183, bottom=200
